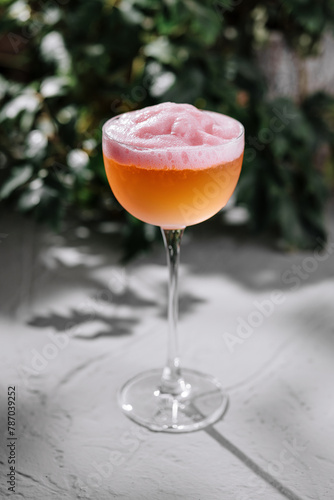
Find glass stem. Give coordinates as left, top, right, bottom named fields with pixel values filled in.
left=160, top=228, right=188, bottom=396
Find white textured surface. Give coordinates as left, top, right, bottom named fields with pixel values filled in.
left=1, top=209, right=334, bottom=499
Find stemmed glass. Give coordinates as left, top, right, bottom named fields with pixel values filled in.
left=102, top=108, right=244, bottom=432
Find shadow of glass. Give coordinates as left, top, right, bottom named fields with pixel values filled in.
left=205, top=425, right=304, bottom=500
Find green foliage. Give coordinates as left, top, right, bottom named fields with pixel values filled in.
left=0, top=0, right=333, bottom=252
left=239, top=94, right=334, bottom=248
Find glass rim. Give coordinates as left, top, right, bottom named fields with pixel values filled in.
left=102, top=113, right=245, bottom=153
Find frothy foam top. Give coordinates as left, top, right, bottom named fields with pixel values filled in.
left=103, top=102, right=244, bottom=169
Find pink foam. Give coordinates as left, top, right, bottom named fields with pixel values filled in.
left=103, top=103, right=244, bottom=169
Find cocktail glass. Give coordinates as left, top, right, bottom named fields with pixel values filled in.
left=102, top=107, right=244, bottom=432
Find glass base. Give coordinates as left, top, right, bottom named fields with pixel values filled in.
left=118, top=368, right=228, bottom=433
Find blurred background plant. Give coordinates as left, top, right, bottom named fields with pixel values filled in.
left=0, top=0, right=334, bottom=258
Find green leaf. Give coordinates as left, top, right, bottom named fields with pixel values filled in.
left=40, top=76, right=73, bottom=98
left=25, top=130, right=48, bottom=160
left=144, top=37, right=178, bottom=66
left=0, top=75, right=9, bottom=100
left=297, top=6, right=325, bottom=34
left=277, top=196, right=305, bottom=246
left=0, top=164, right=33, bottom=200
left=17, top=187, right=42, bottom=211
left=67, top=149, right=90, bottom=180
left=271, top=136, right=290, bottom=159
left=188, top=1, right=222, bottom=46
left=17, top=184, right=61, bottom=224
left=40, top=31, right=71, bottom=75
left=7, top=0, right=30, bottom=23
left=118, top=0, right=145, bottom=24
left=162, top=66, right=205, bottom=103
left=0, top=91, right=40, bottom=123
left=42, top=6, right=61, bottom=26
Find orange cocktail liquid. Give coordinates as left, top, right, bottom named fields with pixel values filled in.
left=103, top=153, right=243, bottom=228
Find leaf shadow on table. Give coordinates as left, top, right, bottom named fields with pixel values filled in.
left=23, top=222, right=160, bottom=339
left=26, top=262, right=205, bottom=340
left=23, top=220, right=206, bottom=340
left=27, top=278, right=158, bottom=340
left=27, top=309, right=138, bottom=339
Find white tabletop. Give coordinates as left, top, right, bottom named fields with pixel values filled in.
left=0, top=209, right=334, bottom=500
